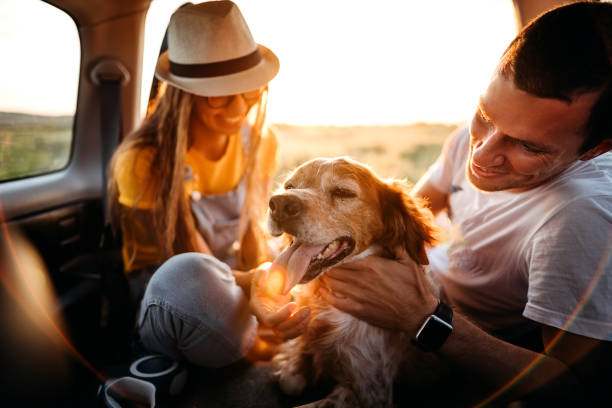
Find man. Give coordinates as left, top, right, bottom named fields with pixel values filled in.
left=319, top=2, right=612, bottom=406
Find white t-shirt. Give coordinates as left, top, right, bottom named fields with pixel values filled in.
left=426, top=126, right=612, bottom=341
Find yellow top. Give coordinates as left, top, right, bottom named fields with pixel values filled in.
left=114, top=128, right=278, bottom=272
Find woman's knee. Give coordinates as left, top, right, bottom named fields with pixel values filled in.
left=144, top=253, right=233, bottom=301
left=139, top=302, right=256, bottom=367
left=138, top=253, right=257, bottom=366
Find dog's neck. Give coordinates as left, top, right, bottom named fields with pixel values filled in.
left=293, top=245, right=382, bottom=299
left=342, top=244, right=382, bottom=264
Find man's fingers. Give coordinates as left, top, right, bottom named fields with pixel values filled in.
left=321, top=275, right=362, bottom=296
left=325, top=256, right=388, bottom=282
left=319, top=286, right=359, bottom=312
left=390, top=245, right=410, bottom=259
left=325, top=264, right=365, bottom=283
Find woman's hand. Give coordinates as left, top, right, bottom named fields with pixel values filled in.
left=320, top=247, right=438, bottom=333
left=249, top=262, right=310, bottom=341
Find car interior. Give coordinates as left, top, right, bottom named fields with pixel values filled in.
left=0, top=0, right=599, bottom=407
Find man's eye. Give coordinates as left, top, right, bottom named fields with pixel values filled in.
left=331, top=188, right=356, bottom=199
left=521, top=143, right=546, bottom=154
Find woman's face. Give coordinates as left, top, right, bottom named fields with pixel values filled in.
left=192, top=89, right=263, bottom=135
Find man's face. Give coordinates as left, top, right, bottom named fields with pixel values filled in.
left=466, top=72, right=599, bottom=193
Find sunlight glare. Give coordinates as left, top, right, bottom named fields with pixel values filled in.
left=0, top=226, right=71, bottom=383
left=235, top=0, right=517, bottom=125
left=265, top=265, right=286, bottom=297
left=142, top=0, right=517, bottom=125
left=0, top=0, right=517, bottom=125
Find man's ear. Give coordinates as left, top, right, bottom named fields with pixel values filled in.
left=579, top=139, right=612, bottom=161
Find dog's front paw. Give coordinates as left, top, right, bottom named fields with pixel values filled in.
left=273, top=344, right=309, bottom=396
left=278, top=370, right=307, bottom=396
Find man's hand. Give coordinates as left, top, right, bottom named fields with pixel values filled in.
left=320, top=247, right=438, bottom=333
left=249, top=262, right=310, bottom=341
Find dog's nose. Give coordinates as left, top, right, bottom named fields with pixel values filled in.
left=269, top=195, right=302, bottom=219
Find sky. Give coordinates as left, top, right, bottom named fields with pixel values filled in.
left=0, top=0, right=518, bottom=126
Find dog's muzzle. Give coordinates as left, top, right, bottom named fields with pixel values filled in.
left=269, top=194, right=303, bottom=222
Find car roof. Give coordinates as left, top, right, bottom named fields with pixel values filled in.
left=46, top=0, right=152, bottom=27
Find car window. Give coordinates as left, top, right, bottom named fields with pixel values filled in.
left=0, top=0, right=79, bottom=182
left=141, top=0, right=188, bottom=119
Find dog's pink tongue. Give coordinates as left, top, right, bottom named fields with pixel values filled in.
left=273, top=242, right=326, bottom=294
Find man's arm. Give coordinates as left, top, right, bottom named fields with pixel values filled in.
left=319, top=251, right=607, bottom=405
left=537, top=326, right=612, bottom=405
left=412, top=178, right=448, bottom=216
left=411, top=124, right=467, bottom=215
left=438, top=313, right=581, bottom=405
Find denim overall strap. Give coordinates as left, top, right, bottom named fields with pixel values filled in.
left=188, top=124, right=250, bottom=269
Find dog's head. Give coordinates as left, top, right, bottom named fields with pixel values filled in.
left=268, top=157, right=437, bottom=293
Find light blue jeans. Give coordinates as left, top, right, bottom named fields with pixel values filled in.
left=137, top=253, right=258, bottom=367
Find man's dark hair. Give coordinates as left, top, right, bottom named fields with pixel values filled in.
left=499, top=1, right=612, bottom=153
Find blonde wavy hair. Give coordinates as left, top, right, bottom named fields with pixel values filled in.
left=108, top=83, right=273, bottom=270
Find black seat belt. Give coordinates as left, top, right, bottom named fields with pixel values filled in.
left=88, top=60, right=134, bottom=358
left=99, top=77, right=121, bottom=234
left=90, top=58, right=130, bottom=247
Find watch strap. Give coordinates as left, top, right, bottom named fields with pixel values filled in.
left=434, top=300, right=453, bottom=324
left=412, top=300, right=453, bottom=352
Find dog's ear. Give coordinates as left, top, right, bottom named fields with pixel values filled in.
left=378, top=179, right=437, bottom=265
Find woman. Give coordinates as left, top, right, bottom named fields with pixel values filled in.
left=108, top=1, right=307, bottom=367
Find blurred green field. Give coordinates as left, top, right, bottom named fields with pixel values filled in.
left=271, top=122, right=459, bottom=189
left=0, top=112, right=73, bottom=181
left=0, top=111, right=458, bottom=186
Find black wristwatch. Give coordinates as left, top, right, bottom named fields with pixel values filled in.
left=412, top=301, right=453, bottom=352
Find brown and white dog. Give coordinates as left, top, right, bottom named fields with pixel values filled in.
left=267, top=156, right=439, bottom=408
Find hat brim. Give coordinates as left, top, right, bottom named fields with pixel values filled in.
left=155, top=44, right=279, bottom=97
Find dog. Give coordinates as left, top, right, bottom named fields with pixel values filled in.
left=267, top=156, right=440, bottom=408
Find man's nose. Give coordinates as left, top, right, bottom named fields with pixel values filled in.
left=472, top=131, right=505, bottom=167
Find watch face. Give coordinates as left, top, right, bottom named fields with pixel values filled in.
left=416, top=315, right=453, bottom=351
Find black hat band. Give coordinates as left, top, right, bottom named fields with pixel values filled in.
left=169, top=49, right=262, bottom=78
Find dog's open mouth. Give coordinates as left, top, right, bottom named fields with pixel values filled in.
left=272, top=236, right=355, bottom=294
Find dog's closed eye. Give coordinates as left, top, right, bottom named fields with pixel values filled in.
left=330, top=187, right=357, bottom=199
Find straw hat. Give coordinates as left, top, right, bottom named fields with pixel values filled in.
left=155, top=1, right=279, bottom=97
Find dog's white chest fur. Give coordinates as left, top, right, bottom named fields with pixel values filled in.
left=312, top=304, right=405, bottom=369
left=273, top=288, right=406, bottom=408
